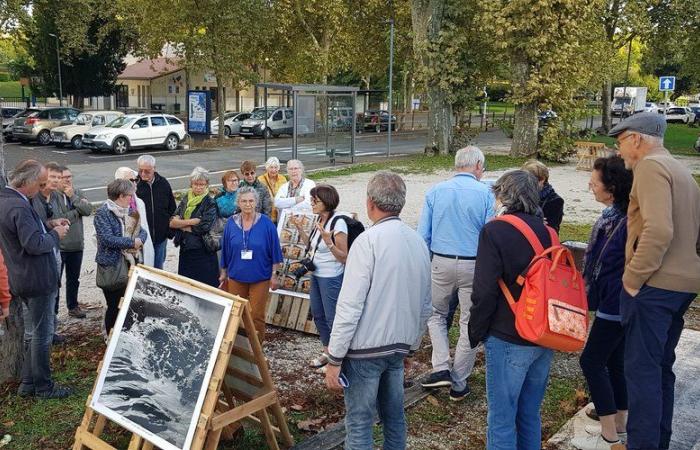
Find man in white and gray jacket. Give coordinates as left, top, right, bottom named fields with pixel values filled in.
left=325, top=171, right=431, bottom=450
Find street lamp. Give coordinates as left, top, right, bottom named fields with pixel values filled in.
left=385, top=18, right=394, bottom=158
left=48, top=33, right=63, bottom=106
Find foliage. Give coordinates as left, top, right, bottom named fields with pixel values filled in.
left=496, top=119, right=514, bottom=138
left=589, top=123, right=700, bottom=156
left=22, top=0, right=134, bottom=104
left=0, top=0, right=29, bottom=32
left=537, top=119, right=577, bottom=162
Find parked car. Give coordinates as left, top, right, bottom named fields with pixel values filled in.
left=1, top=106, right=24, bottom=142
left=82, top=113, right=186, bottom=154
left=689, top=106, right=700, bottom=124
left=239, top=107, right=294, bottom=138
left=361, top=110, right=397, bottom=132
left=664, top=107, right=695, bottom=124
left=50, top=111, right=124, bottom=149
left=695, top=135, right=700, bottom=153
left=644, top=102, right=660, bottom=113
left=12, top=107, right=80, bottom=145
left=210, top=111, right=252, bottom=136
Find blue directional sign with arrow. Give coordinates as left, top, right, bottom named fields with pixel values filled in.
left=659, top=76, right=676, bottom=92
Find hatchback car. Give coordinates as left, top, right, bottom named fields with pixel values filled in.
left=51, top=111, right=124, bottom=149
left=82, top=114, right=186, bottom=154
left=1, top=106, right=25, bottom=141
left=664, top=107, right=695, bottom=124
left=210, top=111, right=252, bottom=136
left=240, top=107, right=294, bottom=138
left=362, top=110, right=397, bottom=132
left=12, top=107, right=81, bottom=145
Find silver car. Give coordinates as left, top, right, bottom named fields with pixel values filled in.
left=239, top=107, right=293, bottom=138
left=210, top=111, right=252, bottom=136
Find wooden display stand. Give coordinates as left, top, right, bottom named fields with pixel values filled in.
left=266, top=293, right=318, bottom=335
left=575, top=141, right=612, bottom=171
left=73, top=267, right=294, bottom=450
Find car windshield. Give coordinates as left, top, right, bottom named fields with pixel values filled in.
left=251, top=109, right=272, bottom=119
left=106, top=116, right=134, bottom=128
left=615, top=98, right=631, bottom=105
left=75, top=113, right=93, bottom=125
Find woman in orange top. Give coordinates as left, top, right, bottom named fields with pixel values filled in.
left=257, top=157, right=287, bottom=224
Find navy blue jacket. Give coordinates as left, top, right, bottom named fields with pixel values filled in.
left=0, top=187, right=60, bottom=298
left=94, top=204, right=147, bottom=267
left=584, top=217, right=627, bottom=319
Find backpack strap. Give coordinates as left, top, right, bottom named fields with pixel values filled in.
left=494, top=215, right=547, bottom=254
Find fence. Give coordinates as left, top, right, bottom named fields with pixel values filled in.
left=0, top=97, right=48, bottom=108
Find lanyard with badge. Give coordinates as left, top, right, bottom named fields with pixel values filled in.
left=238, top=214, right=259, bottom=260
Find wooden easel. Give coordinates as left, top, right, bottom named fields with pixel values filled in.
left=73, top=266, right=294, bottom=450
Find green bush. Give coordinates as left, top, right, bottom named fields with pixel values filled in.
left=0, top=73, right=10, bottom=82
left=538, top=121, right=577, bottom=162
left=496, top=119, right=514, bottom=138
left=450, top=126, right=480, bottom=153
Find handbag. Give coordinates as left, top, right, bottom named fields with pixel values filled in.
left=96, top=255, right=129, bottom=291
left=204, top=217, right=227, bottom=253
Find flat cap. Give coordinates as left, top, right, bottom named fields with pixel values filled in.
left=608, top=112, right=666, bottom=138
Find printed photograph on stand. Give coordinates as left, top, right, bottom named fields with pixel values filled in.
left=90, top=266, right=233, bottom=450
left=275, top=211, right=318, bottom=298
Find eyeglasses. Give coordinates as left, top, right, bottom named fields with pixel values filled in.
left=614, top=133, right=635, bottom=150
left=129, top=178, right=138, bottom=182
left=243, top=171, right=256, bottom=176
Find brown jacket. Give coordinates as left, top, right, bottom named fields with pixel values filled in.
left=623, top=147, right=700, bottom=293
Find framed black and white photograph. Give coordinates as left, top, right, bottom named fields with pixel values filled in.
left=91, top=266, right=233, bottom=450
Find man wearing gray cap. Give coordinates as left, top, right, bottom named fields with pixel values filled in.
left=609, top=112, right=700, bottom=450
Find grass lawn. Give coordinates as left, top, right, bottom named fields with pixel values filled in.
left=589, top=123, right=700, bottom=156
left=0, top=81, right=28, bottom=98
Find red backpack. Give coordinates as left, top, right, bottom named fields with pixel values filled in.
left=495, top=215, right=588, bottom=352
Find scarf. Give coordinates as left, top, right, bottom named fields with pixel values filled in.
left=583, top=206, right=626, bottom=282
left=105, top=199, right=129, bottom=222
left=539, top=182, right=556, bottom=203
left=183, top=190, right=207, bottom=220
left=288, top=178, right=305, bottom=198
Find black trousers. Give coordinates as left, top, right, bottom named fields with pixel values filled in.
left=579, top=316, right=627, bottom=416
left=60, top=250, right=83, bottom=311
left=102, top=287, right=126, bottom=335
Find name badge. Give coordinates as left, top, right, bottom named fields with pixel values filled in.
left=241, top=250, right=253, bottom=260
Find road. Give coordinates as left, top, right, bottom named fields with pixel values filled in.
left=2, top=130, right=431, bottom=201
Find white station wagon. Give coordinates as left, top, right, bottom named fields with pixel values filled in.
left=51, top=111, right=124, bottom=149
left=82, top=114, right=186, bottom=154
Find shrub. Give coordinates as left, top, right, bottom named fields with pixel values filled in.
left=538, top=120, right=578, bottom=162
left=0, top=73, right=11, bottom=82
left=496, top=119, right=514, bottom=138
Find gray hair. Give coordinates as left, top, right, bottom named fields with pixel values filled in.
left=237, top=185, right=259, bottom=204
left=114, top=166, right=137, bottom=180
left=137, top=154, right=156, bottom=168
left=107, top=178, right=135, bottom=201
left=286, top=159, right=305, bottom=173
left=492, top=170, right=541, bottom=215
left=639, top=133, right=664, bottom=146
left=265, top=157, right=281, bottom=169
left=367, top=171, right=406, bottom=214
left=9, top=160, right=44, bottom=188
left=455, top=146, right=485, bottom=169
left=189, top=166, right=210, bottom=184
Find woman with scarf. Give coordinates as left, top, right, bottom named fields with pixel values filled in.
left=170, top=167, right=219, bottom=287
left=215, top=170, right=240, bottom=218
left=114, top=167, right=155, bottom=266
left=258, top=157, right=287, bottom=224
left=522, top=160, right=564, bottom=233
left=274, top=159, right=316, bottom=231
left=94, top=179, right=147, bottom=334
left=579, top=155, right=633, bottom=448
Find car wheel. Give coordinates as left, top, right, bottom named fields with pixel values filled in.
left=263, top=127, right=272, bottom=139
left=112, top=137, right=129, bottom=155
left=37, top=130, right=51, bottom=145
left=71, top=135, right=83, bottom=150
left=164, top=134, right=179, bottom=150
left=224, top=126, right=231, bottom=137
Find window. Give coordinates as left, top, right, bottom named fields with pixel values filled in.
left=49, top=109, right=67, bottom=120
left=284, top=110, right=293, bottom=119
left=150, top=116, right=167, bottom=127
left=166, top=116, right=183, bottom=125
left=272, top=111, right=282, bottom=121
left=93, top=115, right=106, bottom=126
left=134, top=118, right=149, bottom=128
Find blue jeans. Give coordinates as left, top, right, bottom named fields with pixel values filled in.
left=19, top=291, right=57, bottom=394
left=153, top=239, right=167, bottom=269
left=484, top=336, right=554, bottom=450
left=342, top=354, right=406, bottom=450
left=621, top=285, right=695, bottom=450
left=310, top=273, right=343, bottom=346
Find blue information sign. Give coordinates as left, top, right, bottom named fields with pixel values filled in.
left=187, top=90, right=211, bottom=134
left=659, top=76, right=676, bottom=92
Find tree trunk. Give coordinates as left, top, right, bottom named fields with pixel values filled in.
left=411, top=0, right=451, bottom=154
left=511, top=103, right=538, bottom=156
left=216, top=74, right=225, bottom=144
left=0, top=298, right=25, bottom=384
left=601, top=79, right=612, bottom=133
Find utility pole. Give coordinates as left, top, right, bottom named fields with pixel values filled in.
left=386, top=17, right=394, bottom=158
left=48, top=33, right=63, bottom=106
left=621, top=39, right=632, bottom=118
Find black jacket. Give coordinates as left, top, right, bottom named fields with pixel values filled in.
left=469, top=212, right=554, bottom=347
left=0, top=187, right=60, bottom=298
left=540, top=186, right=564, bottom=233
left=137, top=172, right=177, bottom=245
left=172, top=194, right=217, bottom=252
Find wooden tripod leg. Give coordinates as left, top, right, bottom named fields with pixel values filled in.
left=93, top=415, right=107, bottom=437
left=127, top=435, right=143, bottom=450
left=270, top=401, right=295, bottom=447
left=257, top=408, right=280, bottom=450
left=203, top=428, right=223, bottom=450
left=142, top=442, right=153, bottom=450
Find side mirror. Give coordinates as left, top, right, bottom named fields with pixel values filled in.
left=132, top=124, right=140, bottom=129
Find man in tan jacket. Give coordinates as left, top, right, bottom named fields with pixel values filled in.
left=609, top=112, right=700, bottom=450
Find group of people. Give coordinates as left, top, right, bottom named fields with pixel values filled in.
left=0, top=112, right=698, bottom=450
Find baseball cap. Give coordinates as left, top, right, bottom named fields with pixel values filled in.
left=608, top=112, right=666, bottom=138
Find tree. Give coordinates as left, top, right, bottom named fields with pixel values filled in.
left=24, top=0, right=134, bottom=107
left=479, top=0, right=605, bottom=157
left=0, top=0, right=29, bottom=32
left=119, top=0, right=268, bottom=143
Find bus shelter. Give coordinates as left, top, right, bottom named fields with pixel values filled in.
left=257, top=83, right=359, bottom=165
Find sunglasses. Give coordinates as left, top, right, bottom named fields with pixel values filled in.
left=243, top=171, right=256, bottom=176
left=129, top=178, right=138, bottom=182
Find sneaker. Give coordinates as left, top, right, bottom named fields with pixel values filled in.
left=52, top=334, right=66, bottom=345
left=36, top=384, right=73, bottom=400
left=68, top=307, right=86, bottom=319
left=449, top=383, right=471, bottom=401
left=17, top=385, right=34, bottom=398
left=421, top=370, right=452, bottom=389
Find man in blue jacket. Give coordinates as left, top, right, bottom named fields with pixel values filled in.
left=0, top=160, right=72, bottom=399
